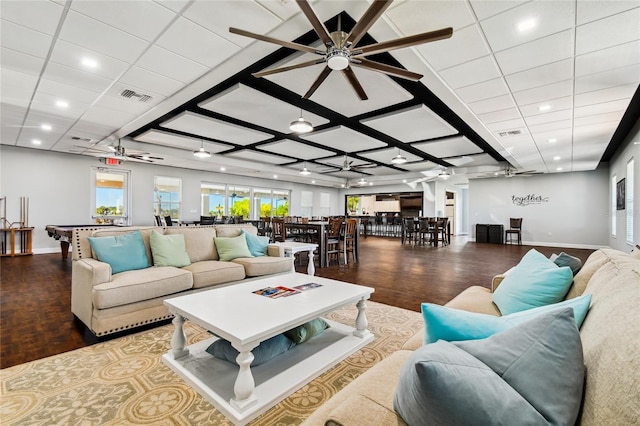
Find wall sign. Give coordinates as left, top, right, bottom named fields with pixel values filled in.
left=512, top=194, right=549, bottom=207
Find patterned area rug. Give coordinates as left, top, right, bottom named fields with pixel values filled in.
left=1, top=301, right=422, bottom=425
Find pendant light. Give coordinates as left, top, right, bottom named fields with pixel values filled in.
left=193, top=140, right=211, bottom=158
left=290, top=109, right=313, bottom=133
left=299, top=161, right=311, bottom=175
left=391, top=148, right=407, bottom=164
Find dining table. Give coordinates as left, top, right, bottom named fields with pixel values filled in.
left=284, top=220, right=360, bottom=268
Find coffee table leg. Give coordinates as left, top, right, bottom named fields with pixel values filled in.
left=170, top=314, right=189, bottom=358
left=307, top=248, right=315, bottom=276
left=230, top=344, right=258, bottom=411
left=354, top=298, right=371, bottom=338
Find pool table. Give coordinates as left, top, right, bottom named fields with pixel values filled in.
left=45, top=224, right=115, bottom=259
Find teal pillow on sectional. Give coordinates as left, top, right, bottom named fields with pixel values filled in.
left=88, top=230, right=149, bottom=274
left=394, top=308, right=585, bottom=426
left=206, top=333, right=296, bottom=366
left=214, top=235, right=253, bottom=261
left=149, top=230, right=191, bottom=267
left=421, top=293, right=592, bottom=344
left=492, top=248, right=573, bottom=315
left=285, top=318, right=330, bottom=344
left=241, top=229, right=269, bottom=257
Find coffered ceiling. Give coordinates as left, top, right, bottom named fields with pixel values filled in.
left=1, top=0, right=639, bottom=188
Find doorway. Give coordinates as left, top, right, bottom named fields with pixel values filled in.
left=445, top=191, right=455, bottom=235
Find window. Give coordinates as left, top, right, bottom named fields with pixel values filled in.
left=626, top=159, right=634, bottom=244
left=228, top=186, right=250, bottom=219
left=273, top=190, right=289, bottom=216
left=154, top=176, right=181, bottom=220
left=612, top=174, right=617, bottom=237
left=301, top=190, right=313, bottom=218
left=253, top=188, right=273, bottom=219
left=201, top=182, right=226, bottom=218
left=92, top=168, right=129, bottom=224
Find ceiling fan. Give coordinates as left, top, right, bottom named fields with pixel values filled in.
left=74, top=139, right=164, bottom=163
left=229, top=0, right=453, bottom=100
left=323, top=154, right=377, bottom=173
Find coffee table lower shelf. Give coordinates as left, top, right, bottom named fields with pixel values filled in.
left=162, top=319, right=374, bottom=425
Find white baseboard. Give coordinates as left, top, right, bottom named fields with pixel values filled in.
left=34, top=247, right=66, bottom=255
left=468, top=238, right=606, bottom=250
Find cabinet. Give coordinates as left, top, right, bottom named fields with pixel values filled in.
left=475, top=224, right=504, bottom=244
left=1, top=227, right=34, bottom=257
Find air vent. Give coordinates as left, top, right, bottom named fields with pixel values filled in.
left=120, top=89, right=152, bottom=103
left=71, top=136, right=93, bottom=142
left=498, top=130, right=522, bottom=137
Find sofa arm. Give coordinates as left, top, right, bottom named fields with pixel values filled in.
left=267, top=244, right=284, bottom=257
left=325, top=394, right=406, bottom=426
left=71, top=258, right=112, bottom=330
left=491, top=266, right=515, bottom=292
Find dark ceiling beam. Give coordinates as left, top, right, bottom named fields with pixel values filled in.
left=600, top=84, right=640, bottom=162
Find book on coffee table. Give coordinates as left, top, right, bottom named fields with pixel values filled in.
left=253, top=286, right=300, bottom=298
left=293, top=282, right=323, bottom=291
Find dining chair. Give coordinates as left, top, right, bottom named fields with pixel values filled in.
left=326, top=217, right=343, bottom=265
left=164, top=215, right=173, bottom=227
left=341, top=219, right=358, bottom=264
left=505, top=218, right=523, bottom=245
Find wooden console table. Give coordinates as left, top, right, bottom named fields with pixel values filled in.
left=1, top=227, right=34, bottom=257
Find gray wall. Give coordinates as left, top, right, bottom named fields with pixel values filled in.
left=469, top=168, right=609, bottom=248
left=0, top=146, right=341, bottom=253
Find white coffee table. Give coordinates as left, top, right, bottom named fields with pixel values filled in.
left=162, top=273, right=374, bottom=425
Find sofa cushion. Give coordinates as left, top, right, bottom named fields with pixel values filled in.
left=165, top=227, right=217, bottom=261
left=241, top=229, right=269, bottom=257
left=492, top=248, right=573, bottom=315
left=232, top=256, right=292, bottom=277
left=206, top=333, right=296, bottom=366
left=92, top=266, right=193, bottom=309
left=550, top=251, right=582, bottom=275
left=444, top=285, right=501, bottom=316
left=214, top=224, right=257, bottom=238
left=181, top=260, right=246, bottom=289
left=150, top=231, right=191, bottom=267
left=421, top=293, right=591, bottom=344
left=394, top=308, right=584, bottom=426
left=565, top=249, right=610, bottom=299
left=88, top=230, right=150, bottom=274
left=215, top=235, right=253, bottom=261
left=285, top=318, right=330, bottom=344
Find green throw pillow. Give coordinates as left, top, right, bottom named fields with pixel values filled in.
left=421, top=294, right=592, bottom=344
left=285, top=318, right=330, bottom=344
left=492, top=248, right=573, bottom=315
left=149, top=230, right=191, bottom=267
left=88, top=230, right=149, bottom=274
left=241, top=229, right=269, bottom=257
left=394, top=308, right=585, bottom=426
left=215, top=235, right=253, bottom=261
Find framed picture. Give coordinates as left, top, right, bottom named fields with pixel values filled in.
left=616, top=178, right=626, bottom=210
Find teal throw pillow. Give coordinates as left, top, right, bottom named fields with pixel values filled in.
left=241, top=229, right=269, bottom=257
left=492, top=248, right=573, bottom=315
left=285, top=318, right=330, bottom=344
left=149, top=230, right=191, bottom=267
left=421, top=293, right=592, bottom=344
left=550, top=252, right=583, bottom=275
left=206, top=333, right=296, bottom=366
left=394, top=308, right=585, bottom=426
left=215, top=235, right=253, bottom=261
left=88, top=230, right=149, bottom=274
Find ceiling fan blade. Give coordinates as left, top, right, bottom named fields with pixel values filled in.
left=253, top=58, right=325, bottom=78
left=342, top=66, right=368, bottom=100
left=355, top=27, right=453, bottom=57
left=229, top=27, right=319, bottom=54
left=303, top=66, right=332, bottom=99
left=345, top=0, right=393, bottom=48
left=351, top=58, right=422, bottom=81
left=295, top=0, right=333, bottom=46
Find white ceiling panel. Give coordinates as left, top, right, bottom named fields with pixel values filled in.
left=574, top=83, right=638, bottom=108
left=161, top=111, right=272, bottom=145
left=574, top=111, right=625, bottom=128
left=413, top=136, right=483, bottom=158
left=1, top=69, right=38, bottom=108
left=468, top=94, right=516, bottom=115
left=59, top=11, right=149, bottom=63
left=119, top=66, right=185, bottom=97
left=469, top=0, right=528, bottom=21
left=0, top=0, right=64, bottom=35
left=49, top=39, right=130, bottom=80
left=575, top=41, right=640, bottom=78
left=524, top=109, right=573, bottom=127
left=512, top=80, right=573, bottom=106
left=225, top=149, right=291, bottom=164
left=477, top=107, right=522, bottom=124
left=183, top=0, right=282, bottom=47
left=301, top=126, right=386, bottom=152
left=480, top=1, right=575, bottom=52
left=416, top=24, right=490, bottom=71
left=439, top=55, right=501, bottom=89
left=576, top=7, right=640, bottom=55
left=455, top=77, right=510, bottom=103
left=386, top=0, right=476, bottom=33
left=258, top=140, right=335, bottom=160
left=577, top=0, right=639, bottom=25
left=1, top=20, right=52, bottom=59
left=81, top=105, right=139, bottom=128
left=505, top=59, right=573, bottom=93
left=70, top=0, right=176, bottom=42
left=519, top=96, right=573, bottom=117
left=362, top=105, right=457, bottom=142
left=528, top=120, right=573, bottom=134
left=134, top=129, right=231, bottom=153
left=199, top=84, right=329, bottom=133
left=42, top=61, right=113, bottom=93
left=359, top=147, right=423, bottom=164
left=574, top=98, right=632, bottom=118
left=0, top=48, right=45, bottom=76
left=398, top=161, right=439, bottom=172
left=93, top=94, right=155, bottom=117
left=485, top=118, right=526, bottom=132
left=458, top=153, right=501, bottom=167
left=30, top=91, right=87, bottom=120
left=258, top=0, right=304, bottom=20
left=530, top=128, right=573, bottom=145
left=38, top=78, right=102, bottom=105
left=156, top=17, right=240, bottom=68
left=495, top=30, right=574, bottom=76
left=364, top=166, right=406, bottom=176
left=135, top=45, right=209, bottom=84
left=574, top=64, right=640, bottom=94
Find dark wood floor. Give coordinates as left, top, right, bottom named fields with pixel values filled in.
left=0, top=236, right=594, bottom=369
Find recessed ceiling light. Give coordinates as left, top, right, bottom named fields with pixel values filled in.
left=553, top=156, right=561, bottom=161
left=548, top=138, right=557, bottom=143
left=538, top=104, right=551, bottom=112
left=273, top=175, right=278, bottom=179
left=369, top=182, right=373, bottom=186
left=41, top=123, right=52, bottom=131
left=220, top=167, right=226, bottom=171
left=402, top=179, right=407, bottom=183
left=55, top=100, right=69, bottom=108
left=311, top=180, right=316, bottom=184
left=516, top=18, right=537, bottom=32
left=32, top=139, right=41, bottom=145
left=81, top=57, right=98, bottom=68
left=556, top=167, right=563, bottom=171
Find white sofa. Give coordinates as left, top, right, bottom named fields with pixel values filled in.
left=71, top=224, right=292, bottom=337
